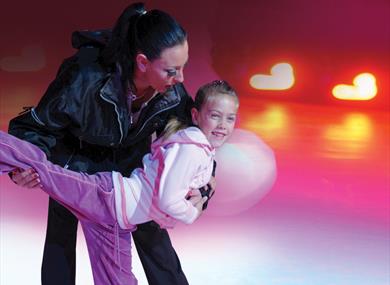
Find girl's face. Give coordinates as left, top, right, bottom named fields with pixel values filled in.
left=191, top=94, right=238, bottom=148
left=139, top=40, right=189, bottom=93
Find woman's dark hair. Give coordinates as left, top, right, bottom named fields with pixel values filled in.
left=101, top=3, right=187, bottom=92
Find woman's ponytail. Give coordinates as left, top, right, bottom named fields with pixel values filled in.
left=101, top=3, right=146, bottom=91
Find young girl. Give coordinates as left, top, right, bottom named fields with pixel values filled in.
left=0, top=80, right=239, bottom=285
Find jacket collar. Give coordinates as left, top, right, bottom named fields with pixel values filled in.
left=100, top=69, right=182, bottom=112
left=100, top=72, right=126, bottom=107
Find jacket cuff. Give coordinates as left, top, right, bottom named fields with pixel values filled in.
left=183, top=204, right=200, bottom=224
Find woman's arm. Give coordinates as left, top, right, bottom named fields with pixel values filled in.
left=8, top=60, right=90, bottom=187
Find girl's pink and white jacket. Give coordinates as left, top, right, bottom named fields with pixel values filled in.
left=0, top=128, right=214, bottom=285
left=112, top=126, right=215, bottom=229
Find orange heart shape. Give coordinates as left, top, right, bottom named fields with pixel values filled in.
left=250, top=63, right=295, bottom=90
left=332, top=73, right=377, bottom=101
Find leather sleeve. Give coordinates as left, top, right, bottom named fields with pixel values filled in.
left=8, top=59, right=82, bottom=157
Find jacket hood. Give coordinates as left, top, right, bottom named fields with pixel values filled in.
left=152, top=127, right=214, bottom=156
left=71, top=29, right=112, bottom=49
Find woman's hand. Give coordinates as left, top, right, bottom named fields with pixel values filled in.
left=9, top=168, right=41, bottom=188
left=207, top=176, right=216, bottom=198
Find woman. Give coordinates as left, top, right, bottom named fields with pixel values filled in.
left=8, top=3, right=197, bottom=285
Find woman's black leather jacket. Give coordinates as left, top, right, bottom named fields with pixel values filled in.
left=8, top=30, right=193, bottom=176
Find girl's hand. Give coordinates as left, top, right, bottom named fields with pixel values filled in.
left=207, top=176, right=216, bottom=198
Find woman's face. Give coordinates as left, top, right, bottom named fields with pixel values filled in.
left=143, top=40, right=189, bottom=93
left=191, top=94, right=239, bottom=148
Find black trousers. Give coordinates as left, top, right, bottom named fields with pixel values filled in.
left=41, top=198, right=189, bottom=285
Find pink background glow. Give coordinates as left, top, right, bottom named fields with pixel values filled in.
left=1, top=1, right=389, bottom=284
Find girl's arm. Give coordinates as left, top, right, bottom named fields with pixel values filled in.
left=156, top=143, right=208, bottom=224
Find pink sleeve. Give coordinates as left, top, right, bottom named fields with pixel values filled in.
left=156, top=143, right=204, bottom=224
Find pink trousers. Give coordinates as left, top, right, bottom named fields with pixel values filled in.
left=0, top=131, right=137, bottom=285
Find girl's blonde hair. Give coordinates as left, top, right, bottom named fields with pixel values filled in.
left=160, top=80, right=239, bottom=140
left=160, top=116, right=186, bottom=140
left=194, top=79, right=239, bottom=111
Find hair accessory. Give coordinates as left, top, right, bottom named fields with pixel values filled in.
left=212, top=79, right=224, bottom=86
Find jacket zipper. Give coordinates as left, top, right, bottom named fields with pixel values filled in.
left=64, top=150, right=76, bottom=169
left=99, top=91, right=124, bottom=144
left=30, top=108, right=46, bottom=126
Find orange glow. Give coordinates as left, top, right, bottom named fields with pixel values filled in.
left=332, top=73, right=377, bottom=101
left=323, top=113, right=372, bottom=159
left=242, top=104, right=289, bottom=147
left=249, top=63, right=295, bottom=90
